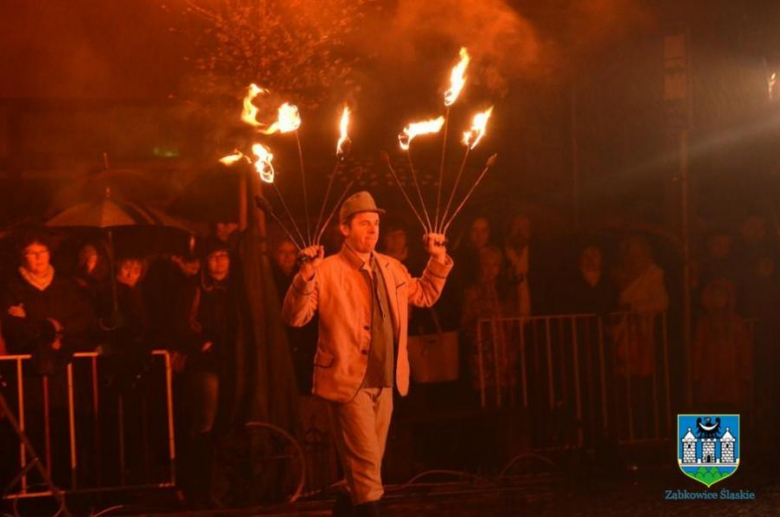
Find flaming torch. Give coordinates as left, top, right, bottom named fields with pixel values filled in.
left=444, top=47, right=470, bottom=107
left=439, top=107, right=493, bottom=232
left=435, top=47, right=471, bottom=230
left=220, top=143, right=306, bottom=249
left=398, top=116, right=445, bottom=231
left=314, top=105, right=352, bottom=244
left=398, top=117, right=445, bottom=151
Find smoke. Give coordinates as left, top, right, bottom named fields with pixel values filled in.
left=364, top=0, right=655, bottom=97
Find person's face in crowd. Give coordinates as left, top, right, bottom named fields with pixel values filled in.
left=81, top=246, right=99, bottom=275
left=706, top=234, right=732, bottom=261
left=341, top=212, right=380, bottom=254
left=479, top=250, right=502, bottom=282
left=207, top=250, right=230, bottom=281
left=702, top=285, right=729, bottom=312
left=215, top=222, right=239, bottom=242
left=117, top=260, right=143, bottom=288
left=579, top=246, right=603, bottom=273
left=740, top=216, right=766, bottom=245
left=274, top=240, right=298, bottom=275
left=23, top=242, right=50, bottom=276
left=469, top=218, right=490, bottom=249
left=507, top=215, right=531, bottom=251
left=179, top=257, right=201, bottom=277
left=382, top=228, right=407, bottom=260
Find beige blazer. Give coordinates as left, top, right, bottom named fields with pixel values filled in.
left=283, top=245, right=453, bottom=403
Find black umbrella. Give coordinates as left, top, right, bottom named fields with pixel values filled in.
left=46, top=189, right=201, bottom=324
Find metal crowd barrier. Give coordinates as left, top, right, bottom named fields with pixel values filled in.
left=0, top=350, right=176, bottom=499
left=476, top=312, right=671, bottom=447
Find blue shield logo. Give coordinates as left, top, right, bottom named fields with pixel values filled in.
left=678, top=414, right=739, bottom=487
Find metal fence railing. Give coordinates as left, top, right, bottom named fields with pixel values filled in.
left=0, top=350, right=175, bottom=500
left=476, top=312, right=671, bottom=447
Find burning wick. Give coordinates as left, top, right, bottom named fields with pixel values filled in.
left=336, top=105, right=352, bottom=158
left=444, top=47, right=470, bottom=107
left=251, top=143, right=275, bottom=184
left=241, top=84, right=267, bottom=127
left=398, top=117, right=445, bottom=151
left=769, top=73, right=777, bottom=101
left=462, top=107, right=493, bottom=150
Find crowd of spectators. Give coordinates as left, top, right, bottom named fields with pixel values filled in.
left=0, top=208, right=777, bottom=505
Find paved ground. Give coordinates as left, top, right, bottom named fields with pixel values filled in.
left=8, top=445, right=778, bottom=516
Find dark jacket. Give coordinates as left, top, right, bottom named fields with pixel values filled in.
left=1, top=271, right=96, bottom=373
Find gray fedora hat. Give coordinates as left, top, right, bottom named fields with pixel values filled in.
left=339, top=191, right=385, bottom=224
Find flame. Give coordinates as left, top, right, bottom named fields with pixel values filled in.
left=461, top=107, right=494, bottom=149
left=251, top=143, right=275, bottom=183
left=398, top=116, right=445, bottom=151
left=444, top=47, right=470, bottom=107
left=219, top=150, right=249, bottom=165
left=261, top=102, right=301, bottom=135
left=241, top=84, right=267, bottom=127
left=336, top=105, right=351, bottom=155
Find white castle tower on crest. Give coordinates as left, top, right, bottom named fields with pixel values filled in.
left=679, top=421, right=738, bottom=466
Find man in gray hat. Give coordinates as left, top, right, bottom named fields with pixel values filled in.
left=283, top=191, right=452, bottom=516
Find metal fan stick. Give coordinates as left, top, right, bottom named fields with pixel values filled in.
left=442, top=154, right=498, bottom=234
left=380, top=151, right=429, bottom=232
left=271, top=183, right=307, bottom=248
left=254, top=195, right=303, bottom=250
left=314, top=166, right=364, bottom=245
left=434, top=106, right=451, bottom=230
left=294, top=131, right=312, bottom=245
left=405, top=151, right=433, bottom=232
left=438, top=145, right=471, bottom=233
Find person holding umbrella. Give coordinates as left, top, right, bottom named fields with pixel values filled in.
left=283, top=192, right=452, bottom=516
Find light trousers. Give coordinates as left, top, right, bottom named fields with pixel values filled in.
left=327, top=387, right=393, bottom=505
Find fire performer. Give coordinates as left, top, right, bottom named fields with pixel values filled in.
left=282, top=191, right=452, bottom=516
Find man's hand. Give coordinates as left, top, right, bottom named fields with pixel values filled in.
left=424, top=233, right=447, bottom=264
left=298, top=245, right=325, bottom=281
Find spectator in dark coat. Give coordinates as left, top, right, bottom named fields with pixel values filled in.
left=271, top=238, right=317, bottom=395
left=566, top=244, right=617, bottom=315
left=1, top=231, right=95, bottom=369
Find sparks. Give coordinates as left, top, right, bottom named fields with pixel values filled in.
left=462, top=107, right=494, bottom=149
left=241, top=84, right=267, bottom=127
left=444, top=47, right=470, bottom=107
left=398, top=116, right=445, bottom=151
left=336, top=105, right=351, bottom=156
left=251, top=143, right=275, bottom=183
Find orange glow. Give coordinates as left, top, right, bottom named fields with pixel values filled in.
left=461, top=107, right=494, bottom=149
left=398, top=116, right=445, bottom=150
left=336, top=105, right=351, bottom=155
left=241, top=84, right=267, bottom=127
left=444, top=47, right=470, bottom=107
left=251, top=143, right=275, bottom=183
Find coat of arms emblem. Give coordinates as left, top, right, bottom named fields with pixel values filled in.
left=678, top=414, right=739, bottom=487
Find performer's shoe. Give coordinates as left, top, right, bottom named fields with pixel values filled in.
left=354, top=501, right=381, bottom=517
left=332, top=491, right=354, bottom=517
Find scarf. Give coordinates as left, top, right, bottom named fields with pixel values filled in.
left=19, top=265, right=55, bottom=292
